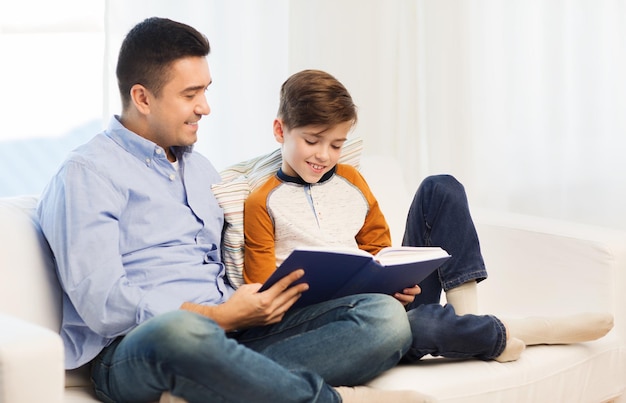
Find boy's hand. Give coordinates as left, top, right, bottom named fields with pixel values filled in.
left=181, top=269, right=309, bottom=331
left=393, top=285, right=421, bottom=306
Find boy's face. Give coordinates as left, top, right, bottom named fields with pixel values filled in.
left=274, top=119, right=352, bottom=183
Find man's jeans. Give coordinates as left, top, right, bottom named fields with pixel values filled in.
left=91, top=293, right=411, bottom=403
left=91, top=297, right=506, bottom=403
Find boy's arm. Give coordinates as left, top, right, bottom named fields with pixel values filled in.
left=348, top=168, right=393, bottom=253
left=345, top=168, right=419, bottom=304
left=243, top=187, right=278, bottom=284
left=361, top=199, right=421, bottom=304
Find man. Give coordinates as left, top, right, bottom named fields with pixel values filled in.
left=36, top=17, right=428, bottom=403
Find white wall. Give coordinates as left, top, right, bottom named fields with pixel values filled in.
left=3, top=0, right=625, bottom=231
left=286, top=0, right=626, bottom=230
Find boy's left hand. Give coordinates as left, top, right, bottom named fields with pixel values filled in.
left=394, top=285, right=421, bottom=306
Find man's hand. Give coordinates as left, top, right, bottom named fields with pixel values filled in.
left=393, top=284, right=421, bottom=306
left=181, top=269, right=309, bottom=332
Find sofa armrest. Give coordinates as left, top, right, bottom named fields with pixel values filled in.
left=0, top=313, right=64, bottom=403
left=473, top=209, right=626, bottom=337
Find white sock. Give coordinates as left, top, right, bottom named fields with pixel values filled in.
left=334, top=386, right=436, bottom=403
left=445, top=281, right=478, bottom=315
left=504, top=312, right=614, bottom=345
left=495, top=336, right=525, bottom=363
left=159, top=392, right=187, bottom=403
left=494, top=320, right=525, bottom=363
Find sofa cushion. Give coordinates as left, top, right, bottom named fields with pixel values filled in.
left=0, top=196, right=61, bottom=331
left=368, top=336, right=625, bottom=402
left=0, top=314, right=65, bottom=403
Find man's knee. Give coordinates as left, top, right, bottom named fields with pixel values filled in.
left=131, top=310, right=226, bottom=359
left=354, top=294, right=412, bottom=348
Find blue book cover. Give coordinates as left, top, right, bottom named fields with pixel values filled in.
left=259, top=246, right=451, bottom=308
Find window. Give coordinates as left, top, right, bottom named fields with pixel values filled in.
left=0, top=1, right=105, bottom=196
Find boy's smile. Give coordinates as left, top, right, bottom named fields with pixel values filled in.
left=308, top=161, right=326, bottom=174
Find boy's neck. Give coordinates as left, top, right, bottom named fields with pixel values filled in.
left=277, top=166, right=337, bottom=185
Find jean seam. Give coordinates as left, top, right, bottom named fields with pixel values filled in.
left=236, top=302, right=358, bottom=344
left=486, top=315, right=507, bottom=359
left=441, top=269, right=488, bottom=291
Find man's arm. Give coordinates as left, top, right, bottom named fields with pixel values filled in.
left=37, top=161, right=179, bottom=337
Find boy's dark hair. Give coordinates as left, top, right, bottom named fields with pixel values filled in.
left=278, top=69, right=357, bottom=130
left=116, top=17, right=211, bottom=110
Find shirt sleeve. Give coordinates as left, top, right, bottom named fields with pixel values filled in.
left=37, top=160, right=180, bottom=338
left=341, top=166, right=393, bottom=254
left=243, top=178, right=279, bottom=284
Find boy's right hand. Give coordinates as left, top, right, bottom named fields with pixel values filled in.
left=393, top=284, right=422, bottom=306
left=181, top=269, right=308, bottom=332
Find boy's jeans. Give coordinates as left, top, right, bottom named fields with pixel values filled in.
left=401, top=174, right=506, bottom=361
left=403, top=174, right=489, bottom=305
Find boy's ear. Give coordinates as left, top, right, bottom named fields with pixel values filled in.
left=273, top=119, right=285, bottom=144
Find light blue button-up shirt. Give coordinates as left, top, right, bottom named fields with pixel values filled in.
left=37, top=116, right=234, bottom=369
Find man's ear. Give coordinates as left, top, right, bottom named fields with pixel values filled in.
left=273, top=119, right=285, bottom=144
left=129, top=84, right=151, bottom=115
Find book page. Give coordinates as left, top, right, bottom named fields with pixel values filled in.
left=375, top=246, right=450, bottom=266
left=292, top=246, right=373, bottom=258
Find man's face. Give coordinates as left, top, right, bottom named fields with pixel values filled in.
left=274, top=120, right=352, bottom=183
left=145, top=56, right=212, bottom=153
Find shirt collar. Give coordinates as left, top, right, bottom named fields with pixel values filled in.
left=105, top=116, right=193, bottom=165
left=277, top=165, right=337, bottom=185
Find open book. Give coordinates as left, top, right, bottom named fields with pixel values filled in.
left=259, top=246, right=451, bottom=308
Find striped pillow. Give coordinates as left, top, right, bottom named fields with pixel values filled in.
left=212, top=137, right=364, bottom=288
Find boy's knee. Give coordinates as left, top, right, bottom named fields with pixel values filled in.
left=420, top=174, right=467, bottom=203
left=424, top=174, right=463, bottom=192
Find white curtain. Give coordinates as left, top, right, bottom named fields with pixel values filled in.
left=415, top=0, right=626, bottom=230
left=103, top=0, right=626, bottom=230
left=287, top=0, right=427, bottom=190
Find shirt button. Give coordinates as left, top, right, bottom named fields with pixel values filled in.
left=155, top=149, right=162, bottom=155
left=169, top=174, right=176, bottom=181
left=145, top=158, right=151, bottom=164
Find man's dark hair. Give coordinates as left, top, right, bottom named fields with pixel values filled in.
left=116, top=17, right=210, bottom=110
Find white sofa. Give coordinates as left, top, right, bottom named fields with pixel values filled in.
left=1, top=155, right=625, bottom=402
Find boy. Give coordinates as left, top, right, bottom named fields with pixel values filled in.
left=243, top=69, right=613, bottom=363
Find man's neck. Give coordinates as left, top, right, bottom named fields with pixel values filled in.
left=119, top=112, right=176, bottom=162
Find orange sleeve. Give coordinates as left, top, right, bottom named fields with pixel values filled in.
left=336, top=165, right=392, bottom=255
left=243, top=176, right=279, bottom=284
